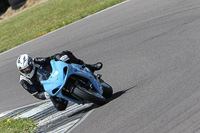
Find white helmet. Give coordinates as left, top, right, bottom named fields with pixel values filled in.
left=16, top=54, right=36, bottom=78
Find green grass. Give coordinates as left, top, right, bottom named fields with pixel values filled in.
left=0, top=117, right=37, bottom=132
left=0, top=0, right=126, bottom=53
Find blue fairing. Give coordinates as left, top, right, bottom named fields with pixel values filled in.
left=40, top=60, right=102, bottom=104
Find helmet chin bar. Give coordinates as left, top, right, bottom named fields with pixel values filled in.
left=24, top=65, right=35, bottom=78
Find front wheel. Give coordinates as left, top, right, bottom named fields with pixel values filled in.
left=100, top=79, right=113, bottom=99
left=72, top=85, right=107, bottom=105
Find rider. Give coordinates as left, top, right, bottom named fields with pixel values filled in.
left=16, top=50, right=103, bottom=111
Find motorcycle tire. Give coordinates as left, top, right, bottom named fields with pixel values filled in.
left=100, top=79, right=113, bottom=99
left=8, top=0, right=26, bottom=10
left=72, top=86, right=107, bottom=105
left=0, top=0, right=10, bottom=15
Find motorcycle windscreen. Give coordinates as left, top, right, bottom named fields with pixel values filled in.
left=41, top=60, right=68, bottom=96
left=37, top=66, right=52, bottom=81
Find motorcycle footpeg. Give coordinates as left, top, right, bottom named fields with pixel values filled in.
left=96, top=74, right=102, bottom=79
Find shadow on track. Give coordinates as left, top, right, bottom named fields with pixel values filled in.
left=107, top=85, right=137, bottom=102
left=68, top=85, right=137, bottom=117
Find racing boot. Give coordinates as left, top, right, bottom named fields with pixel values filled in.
left=95, top=73, right=102, bottom=79
left=50, top=96, right=68, bottom=111
left=86, top=62, right=103, bottom=73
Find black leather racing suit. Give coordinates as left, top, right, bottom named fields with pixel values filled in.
left=19, top=50, right=102, bottom=111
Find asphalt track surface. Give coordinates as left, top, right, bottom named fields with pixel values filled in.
left=1, top=0, right=200, bottom=132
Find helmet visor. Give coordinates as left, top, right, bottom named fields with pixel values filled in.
left=20, top=65, right=33, bottom=74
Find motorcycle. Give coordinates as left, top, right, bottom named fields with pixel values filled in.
left=39, top=60, right=113, bottom=105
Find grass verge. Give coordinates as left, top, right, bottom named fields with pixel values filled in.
left=0, top=0, right=126, bottom=53
left=0, top=117, right=37, bottom=132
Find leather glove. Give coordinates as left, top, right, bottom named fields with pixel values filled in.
left=60, top=55, right=69, bottom=62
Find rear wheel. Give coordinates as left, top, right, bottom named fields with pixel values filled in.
left=72, top=85, right=107, bottom=105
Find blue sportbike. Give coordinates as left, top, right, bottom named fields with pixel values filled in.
left=38, top=60, right=113, bottom=105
